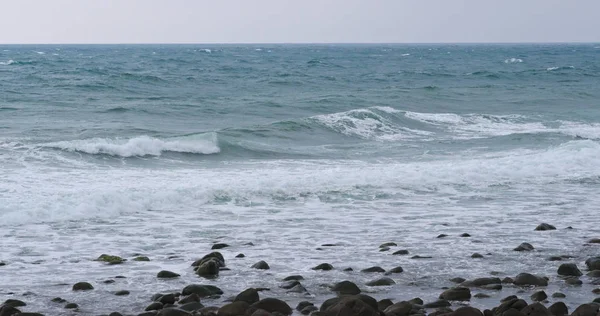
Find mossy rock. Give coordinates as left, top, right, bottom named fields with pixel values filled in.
left=133, top=256, right=150, bottom=262
left=96, top=254, right=125, bottom=264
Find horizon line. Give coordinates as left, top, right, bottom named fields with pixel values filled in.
left=1, top=41, right=599, bottom=45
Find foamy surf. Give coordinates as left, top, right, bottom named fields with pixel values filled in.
left=504, top=58, right=523, bottom=63
left=41, top=134, right=220, bottom=157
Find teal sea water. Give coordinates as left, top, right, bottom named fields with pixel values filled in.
left=1, top=44, right=600, bottom=313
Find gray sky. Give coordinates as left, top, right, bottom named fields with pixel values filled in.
left=1, top=0, right=599, bottom=44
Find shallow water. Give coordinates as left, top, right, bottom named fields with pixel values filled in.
left=1, top=44, right=600, bottom=315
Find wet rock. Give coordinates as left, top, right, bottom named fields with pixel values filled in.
left=181, top=284, right=223, bottom=297
left=331, top=281, right=361, bottom=295
left=586, top=257, right=600, bottom=271
left=280, top=280, right=300, bottom=289
left=392, top=249, right=409, bottom=255
left=283, top=275, right=304, bottom=281
left=548, top=256, right=563, bottom=261
left=450, top=277, right=466, bottom=283
left=382, top=301, right=416, bottom=316
left=552, top=292, right=566, bottom=298
left=500, top=309, right=525, bottom=316
left=424, top=299, right=451, bottom=308
left=196, top=260, right=220, bottom=278
left=565, top=277, right=583, bottom=285
left=460, top=233, right=472, bottom=237
left=249, top=310, right=271, bottom=316
left=3, top=299, right=26, bottom=307
left=502, top=277, right=514, bottom=284
left=96, top=254, right=125, bottom=264
left=156, top=308, right=191, bottom=316
left=365, top=277, right=395, bottom=286
left=103, top=279, right=116, bottom=284
left=0, top=262, right=5, bottom=267
left=301, top=305, right=318, bottom=315
left=192, top=252, right=225, bottom=268
left=494, top=299, right=528, bottom=315
left=247, top=298, right=292, bottom=315
left=115, top=290, right=130, bottom=296
left=312, top=263, right=334, bottom=271
left=0, top=305, right=21, bottom=316
left=377, top=299, right=393, bottom=311
left=548, top=302, right=568, bottom=316
left=521, top=303, right=551, bottom=316
left=323, top=296, right=379, bottom=316
left=157, top=270, right=181, bottom=278
left=133, top=256, right=150, bottom=261
left=51, top=297, right=66, bottom=303
left=178, top=293, right=201, bottom=304
left=385, top=266, right=404, bottom=274
left=361, top=266, right=385, bottom=273
left=501, top=295, right=518, bottom=302
left=481, top=284, right=502, bottom=291
left=557, top=263, right=582, bottom=276
left=297, top=301, right=314, bottom=312
left=235, top=253, right=245, bottom=258
left=251, top=260, right=270, bottom=270
left=211, top=243, right=229, bottom=250
left=217, top=301, right=249, bottom=316
left=513, top=273, right=548, bottom=286
left=592, top=288, right=600, bottom=294
left=234, top=288, right=259, bottom=305
left=109, top=313, right=124, bottom=316
left=137, top=312, right=158, bottom=316
left=411, top=255, right=432, bottom=259
left=146, top=302, right=164, bottom=311
left=343, top=267, right=354, bottom=272
left=451, top=307, right=482, bottom=316
left=530, top=291, right=547, bottom=302
left=571, top=304, right=600, bottom=316
left=472, top=253, right=484, bottom=259
left=462, top=277, right=501, bottom=287
left=535, top=223, right=556, bottom=231
left=179, top=302, right=205, bottom=312
left=158, top=294, right=177, bottom=305
left=587, top=270, right=600, bottom=277
left=380, top=242, right=397, bottom=248
left=430, top=307, right=453, bottom=316
left=439, top=287, right=471, bottom=301
left=72, top=282, right=94, bottom=291
left=513, top=243, right=534, bottom=252
left=287, top=283, right=308, bottom=293
left=379, top=247, right=390, bottom=252
left=588, top=238, right=600, bottom=244
left=65, top=303, right=78, bottom=309
left=474, top=293, right=490, bottom=298
left=437, top=234, right=448, bottom=238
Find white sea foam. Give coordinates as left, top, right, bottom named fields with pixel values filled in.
left=311, top=108, right=430, bottom=141
left=401, top=53, right=410, bottom=56
left=504, top=58, right=523, bottom=63
left=36, top=51, right=45, bottom=55
left=202, top=49, right=212, bottom=53
left=547, top=66, right=574, bottom=71
left=41, top=134, right=220, bottom=157
left=0, top=60, right=15, bottom=65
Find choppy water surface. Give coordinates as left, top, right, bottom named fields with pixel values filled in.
left=1, top=44, right=600, bottom=315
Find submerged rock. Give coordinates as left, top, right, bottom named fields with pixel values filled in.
left=251, top=260, right=270, bottom=270
left=535, top=223, right=556, bottom=231
left=513, top=243, right=534, bottom=251
left=157, top=270, right=180, bottom=278
left=196, top=260, right=220, bottom=278
left=392, top=249, right=409, bottom=255
left=312, top=263, right=334, bottom=271
left=365, top=277, right=395, bottom=286
left=211, top=243, right=229, bottom=250
left=96, top=254, right=125, bottom=264
left=133, top=256, right=150, bottom=261
left=361, top=266, right=385, bottom=273
left=72, top=282, right=94, bottom=291
left=181, top=284, right=223, bottom=297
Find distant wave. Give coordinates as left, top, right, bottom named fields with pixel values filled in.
left=547, top=66, right=575, bottom=71
left=41, top=135, right=220, bottom=157
left=0, top=60, right=15, bottom=65
left=504, top=58, right=523, bottom=63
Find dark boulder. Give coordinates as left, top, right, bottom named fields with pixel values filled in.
left=181, top=284, right=223, bottom=297
left=423, top=300, right=451, bottom=308
left=571, top=304, right=599, bottom=316
left=439, top=287, right=471, bottom=301
left=211, top=243, right=229, bottom=250
left=196, top=260, right=220, bottom=278
left=513, top=243, right=534, bottom=251
left=365, top=277, right=395, bottom=286
left=217, top=301, right=249, bottom=316
left=530, top=290, right=547, bottom=302
left=331, top=281, right=361, bottom=295
left=156, top=308, right=191, bottom=316
left=557, top=263, right=582, bottom=276
left=520, top=303, right=551, bottom=316
left=312, top=263, right=334, bottom=271
left=513, top=273, right=548, bottom=286
left=535, top=223, right=556, bottom=231
left=361, top=266, right=385, bottom=273
left=392, top=250, right=409, bottom=255
left=585, top=257, right=600, bottom=271
left=322, top=296, right=379, bottom=316
left=450, top=307, right=482, bottom=316
left=462, top=277, right=501, bottom=287
left=548, top=302, right=568, bottom=316
left=178, top=293, right=200, bottom=304
left=234, top=288, right=259, bottom=305
left=192, top=252, right=225, bottom=267
left=72, top=282, right=94, bottom=291
left=157, top=270, right=180, bottom=278
left=385, top=266, right=404, bottom=274
left=251, top=260, right=270, bottom=270
left=247, top=298, right=292, bottom=315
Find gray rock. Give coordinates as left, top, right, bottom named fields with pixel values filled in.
left=557, top=263, right=582, bottom=276
left=513, top=273, right=548, bottom=286
left=585, top=257, right=600, bottom=271
left=535, top=223, right=556, bottom=231
left=530, top=290, right=547, bottom=302
left=322, top=296, right=379, bottom=316
left=361, top=266, right=385, bottom=273
left=312, top=263, right=333, bottom=271
left=588, top=238, right=600, bottom=244
left=365, top=277, right=395, bottom=286
left=331, top=281, right=361, bottom=295
left=296, top=301, right=314, bottom=312
left=235, top=253, right=245, bottom=258
left=385, top=266, right=404, bottom=275
left=460, top=233, right=471, bottom=237
left=474, top=293, right=490, bottom=299
left=513, top=243, right=534, bottom=251
left=439, top=287, right=471, bottom=301
left=571, top=304, right=599, bottom=316
left=72, top=282, right=94, bottom=291
left=587, top=270, right=600, bottom=277
left=377, top=299, right=393, bottom=311
left=234, top=288, right=259, bottom=305
left=251, top=260, right=270, bottom=270
left=565, top=277, right=582, bottom=285
left=157, top=270, right=180, bottom=278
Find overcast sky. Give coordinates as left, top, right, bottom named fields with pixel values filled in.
left=1, top=0, right=599, bottom=44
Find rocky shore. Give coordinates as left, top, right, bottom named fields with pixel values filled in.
left=1, top=223, right=600, bottom=316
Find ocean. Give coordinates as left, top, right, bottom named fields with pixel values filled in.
left=1, top=44, right=600, bottom=314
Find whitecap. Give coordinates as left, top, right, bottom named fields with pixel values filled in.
left=504, top=58, right=523, bottom=63
left=36, top=51, right=45, bottom=55
left=0, top=60, right=15, bottom=65
left=41, top=134, right=220, bottom=157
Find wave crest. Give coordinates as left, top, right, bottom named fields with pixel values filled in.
left=42, top=135, right=220, bottom=157
left=504, top=58, right=523, bottom=63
